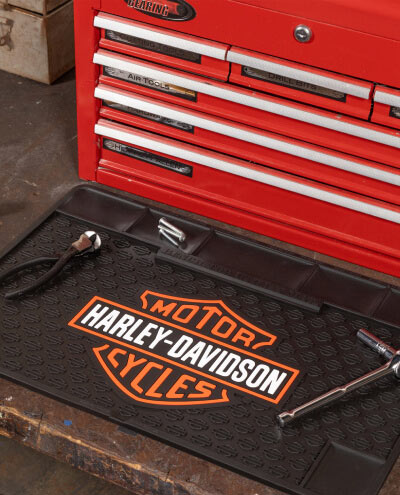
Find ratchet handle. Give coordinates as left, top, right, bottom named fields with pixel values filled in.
left=357, top=329, right=396, bottom=360
left=278, top=360, right=394, bottom=427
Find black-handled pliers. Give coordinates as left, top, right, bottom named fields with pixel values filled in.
left=0, top=231, right=101, bottom=300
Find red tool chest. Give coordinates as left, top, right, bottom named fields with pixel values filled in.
left=74, top=0, right=400, bottom=277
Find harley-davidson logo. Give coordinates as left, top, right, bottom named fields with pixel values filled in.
left=124, top=0, right=196, bottom=21
left=69, top=290, right=300, bottom=407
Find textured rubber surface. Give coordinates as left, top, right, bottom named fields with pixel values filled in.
left=0, top=186, right=400, bottom=495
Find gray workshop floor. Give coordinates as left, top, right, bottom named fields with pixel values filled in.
left=0, top=436, right=131, bottom=495
left=0, top=68, right=80, bottom=253
left=0, top=69, right=129, bottom=494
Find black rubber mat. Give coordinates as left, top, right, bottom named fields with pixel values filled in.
left=1, top=186, right=400, bottom=495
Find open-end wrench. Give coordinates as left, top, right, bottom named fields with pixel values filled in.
left=277, top=329, right=400, bottom=427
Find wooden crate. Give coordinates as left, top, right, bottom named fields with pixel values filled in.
left=0, top=0, right=74, bottom=83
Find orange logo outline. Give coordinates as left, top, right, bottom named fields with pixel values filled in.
left=93, top=344, right=229, bottom=406
left=140, top=290, right=278, bottom=350
left=69, top=295, right=300, bottom=405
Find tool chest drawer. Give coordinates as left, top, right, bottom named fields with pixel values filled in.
left=95, top=118, right=400, bottom=263
left=371, top=86, right=400, bottom=130
left=96, top=84, right=400, bottom=206
left=94, top=50, right=400, bottom=169
left=227, top=47, right=373, bottom=119
left=74, top=1, right=400, bottom=276
left=94, top=12, right=230, bottom=81
left=98, top=0, right=400, bottom=88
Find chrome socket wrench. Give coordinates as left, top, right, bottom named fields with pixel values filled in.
left=277, top=329, right=400, bottom=427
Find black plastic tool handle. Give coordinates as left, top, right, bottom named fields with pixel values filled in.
left=2, top=232, right=101, bottom=300
left=5, top=247, right=78, bottom=299
left=0, top=257, right=58, bottom=284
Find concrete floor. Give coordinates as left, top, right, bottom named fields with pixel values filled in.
left=0, top=68, right=80, bottom=253
left=0, top=436, right=131, bottom=495
left=0, top=68, right=130, bottom=494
